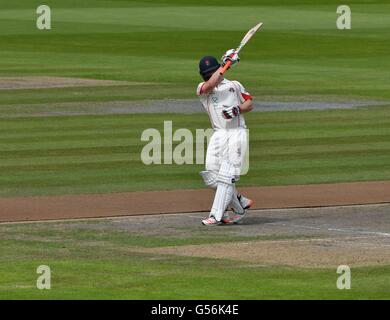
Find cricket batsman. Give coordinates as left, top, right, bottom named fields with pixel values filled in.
left=197, top=49, right=254, bottom=226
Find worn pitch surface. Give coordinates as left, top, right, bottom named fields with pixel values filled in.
left=100, top=203, right=390, bottom=268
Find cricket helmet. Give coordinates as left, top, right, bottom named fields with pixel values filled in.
left=199, top=56, right=220, bottom=81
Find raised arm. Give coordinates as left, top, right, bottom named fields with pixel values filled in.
left=198, top=49, right=240, bottom=95
left=198, top=68, right=224, bottom=95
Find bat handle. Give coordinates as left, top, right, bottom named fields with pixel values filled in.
left=219, top=60, right=232, bottom=75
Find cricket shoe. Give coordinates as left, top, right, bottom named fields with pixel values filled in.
left=201, top=216, right=221, bottom=226
left=239, top=194, right=254, bottom=210
left=231, top=194, right=254, bottom=224
left=221, top=212, right=234, bottom=225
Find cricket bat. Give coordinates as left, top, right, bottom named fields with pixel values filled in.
left=220, top=22, right=263, bottom=75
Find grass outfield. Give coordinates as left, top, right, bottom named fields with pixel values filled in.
left=1, top=216, right=390, bottom=300
left=0, top=0, right=389, bottom=101
left=1, top=0, right=390, bottom=301
left=1, top=107, right=390, bottom=197
left=0, top=0, right=389, bottom=197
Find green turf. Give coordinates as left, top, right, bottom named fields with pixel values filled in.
left=1, top=219, right=389, bottom=299
left=0, top=0, right=389, bottom=101
left=4, top=258, right=390, bottom=299
left=0, top=0, right=389, bottom=197
left=1, top=0, right=390, bottom=300
left=1, top=107, right=389, bottom=197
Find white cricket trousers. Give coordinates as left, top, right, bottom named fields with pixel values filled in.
left=205, top=128, right=248, bottom=178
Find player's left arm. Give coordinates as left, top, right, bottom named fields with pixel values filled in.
left=239, top=98, right=253, bottom=113
left=236, top=81, right=253, bottom=113
left=222, top=81, right=253, bottom=119
left=222, top=97, right=253, bottom=119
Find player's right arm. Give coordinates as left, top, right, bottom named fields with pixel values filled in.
left=197, top=69, right=224, bottom=95
left=197, top=49, right=240, bottom=96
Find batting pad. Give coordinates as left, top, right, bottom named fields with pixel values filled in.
left=199, top=171, right=217, bottom=189
left=229, top=185, right=245, bottom=214
left=210, top=161, right=235, bottom=221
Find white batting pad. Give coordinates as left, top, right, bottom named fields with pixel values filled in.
left=210, top=161, right=235, bottom=221
left=229, top=185, right=245, bottom=214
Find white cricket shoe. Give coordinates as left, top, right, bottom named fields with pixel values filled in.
left=201, top=216, right=220, bottom=226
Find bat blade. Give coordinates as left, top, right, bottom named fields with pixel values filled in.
left=237, top=22, right=263, bottom=53
left=220, top=22, right=263, bottom=75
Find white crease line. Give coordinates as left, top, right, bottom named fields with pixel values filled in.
left=327, top=228, right=390, bottom=237
left=325, top=239, right=390, bottom=249
left=267, top=223, right=322, bottom=230
left=187, top=215, right=204, bottom=219
left=267, top=222, right=390, bottom=237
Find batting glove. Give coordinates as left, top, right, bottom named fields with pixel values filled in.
left=222, top=105, right=240, bottom=119
left=221, top=49, right=240, bottom=68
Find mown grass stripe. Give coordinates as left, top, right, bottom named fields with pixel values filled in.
left=0, top=107, right=389, bottom=129
left=0, top=159, right=388, bottom=183
left=1, top=143, right=389, bottom=167
left=254, top=148, right=390, bottom=161
left=1, top=119, right=390, bottom=141
left=0, top=146, right=137, bottom=158
left=1, top=151, right=390, bottom=172
left=1, top=127, right=390, bottom=150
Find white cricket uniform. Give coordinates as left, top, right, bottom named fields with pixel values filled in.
left=197, top=78, right=251, bottom=177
